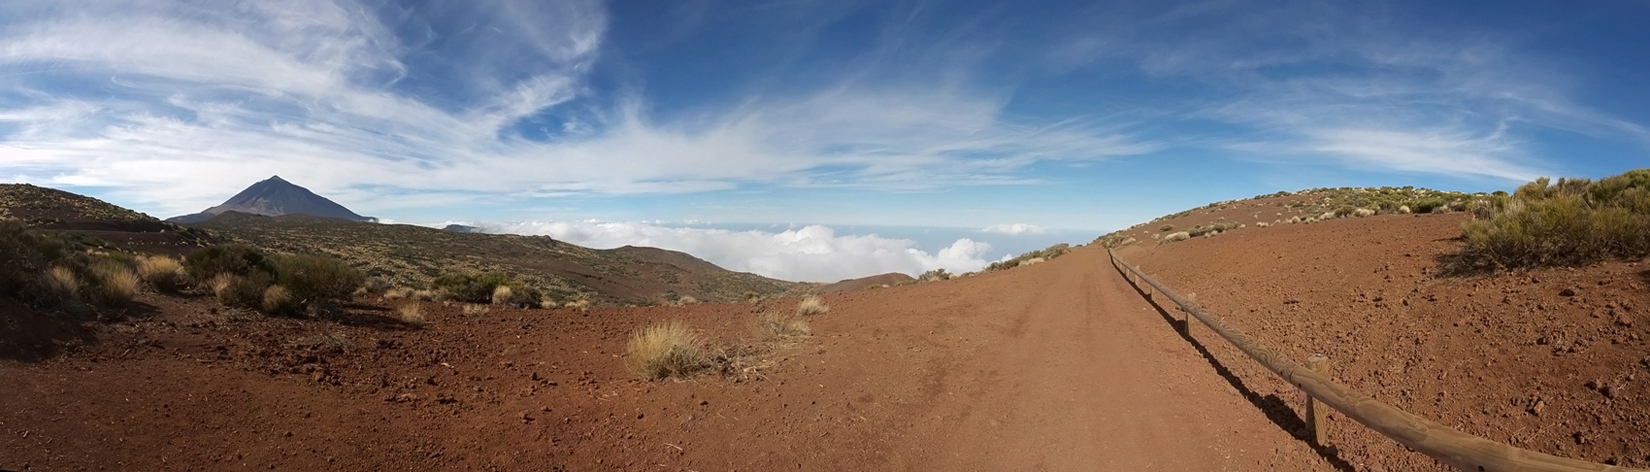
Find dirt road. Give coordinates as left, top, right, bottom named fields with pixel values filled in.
left=3, top=246, right=1335, bottom=471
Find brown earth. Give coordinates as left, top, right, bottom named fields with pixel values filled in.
left=1118, top=211, right=1650, bottom=469
left=3, top=245, right=1341, bottom=471
left=6, top=189, right=1650, bottom=471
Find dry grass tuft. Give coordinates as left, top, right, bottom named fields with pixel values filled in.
left=678, top=295, right=698, bottom=305
left=42, top=265, right=81, bottom=302
left=626, top=320, right=705, bottom=380
left=1163, top=231, right=1191, bottom=242
left=411, top=289, right=438, bottom=301
left=136, top=255, right=186, bottom=293
left=796, top=295, right=829, bottom=316
left=261, top=285, right=297, bottom=315
left=755, top=312, right=811, bottom=338
left=396, top=303, right=426, bottom=326
left=567, top=298, right=591, bottom=312
left=539, top=299, right=558, bottom=309
left=1018, top=257, right=1046, bottom=267
left=490, top=285, right=513, bottom=305
left=208, top=273, right=237, bottom=302
left=462, top=304, right=490, bottom=315
left=382, top=287, right=411, bottom=300
left=88, top=260, right=139, bottom=308
left=1397, top=205, right=1412, bottom=214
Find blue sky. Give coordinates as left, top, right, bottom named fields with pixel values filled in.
left=1, top=1, right=1648, bottom=281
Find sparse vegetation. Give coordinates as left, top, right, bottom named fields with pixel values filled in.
left=42, top=265, right=81, bottom=304
left=919, top=268, right=952, bottom=282
left=185, top=245, right=361, bottom=314
left=136, top=255, right=186, bottom=293
left=985, top=243, right=1071, bottom=271
left=87, top=260, right=138, bottom=308
left=626, top=320, right=705, bottom=380
left=1451, top=170, right=1650, bottom=271
left=261, top=285, right=298, bottom=315
left=755, top=311, right=811, bottom=338
left=396, top=303, right=426, bottom=326
left=1163, top=231, right=1190, bottom=243
left=491, top=285, right=513, bottom=305
left=432, top=272, right=542, bottom=307
left=1160, top=224, right=1174, bottom=232
left=797, top=295, right=829, bottom=316
left=462, top=304, right=490, bottom=315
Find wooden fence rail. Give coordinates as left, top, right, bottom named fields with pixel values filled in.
left=1107, top=249, right=1642, bottom=472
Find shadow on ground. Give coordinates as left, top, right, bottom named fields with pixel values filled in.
left=1111, top=261, right=1357, bottom=472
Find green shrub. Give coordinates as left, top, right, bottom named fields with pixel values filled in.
left=1453, top=170, right=1650, bottom=270
left=1159, top=224, right=1174, bottom=232
left=272, top=254, right=363, bottom=303
left=920, top=268, right=952, bottom=282
left=432, top=272, right=540, bottom=306
left=184, top=245, right=275, bottom=280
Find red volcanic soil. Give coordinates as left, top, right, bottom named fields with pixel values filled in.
left=1120, top=211, right=1650, bottom=469
left=4, top=208, right=1648, bottom=471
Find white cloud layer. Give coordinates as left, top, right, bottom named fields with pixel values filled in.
left=471, top=221, right=992, bottom=283
left=981, top=223, right=1048, bottom=235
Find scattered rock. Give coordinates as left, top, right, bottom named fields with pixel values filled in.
left=1560, top=287, right=1577, bottom=297
left=1617, top=314, right=1635, bottom=327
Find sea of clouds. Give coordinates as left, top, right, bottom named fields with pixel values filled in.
left=468, top=220, right=1001, bottom=282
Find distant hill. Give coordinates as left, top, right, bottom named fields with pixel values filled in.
left=168, top=176, right=372, bottom=224
left=816, top=272, right=916, bottom=293
left=0, top=183, right=216, bottom=255
left=443, top=224, right=481, bottom=233
left=193, top=213, right=800, bottom=305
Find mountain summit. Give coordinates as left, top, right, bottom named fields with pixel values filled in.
left=167, top=176, right=373, bottom=224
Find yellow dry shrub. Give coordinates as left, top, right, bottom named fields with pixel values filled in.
left=136, top=255, right=186, bottom=293
left=88, top=260, right=138, bottom=307
left=626, top=320, right=704, bottom=380
left=397, top=303, right=426, bottom=326
left=42, top=265, right=81, bottom=302
left=796, top=295, right=829, bottom=316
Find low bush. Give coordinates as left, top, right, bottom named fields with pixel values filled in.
left=797, top=295, right=829, bottom=316
left=184, top=245, right=275, bottom=281
left=626, top=321, right=705, bottom=380
left=1163, top=231, right=1191, bottom=242
left=136, top=255, right=186, bottom=293
left=491, top=285, right=513, bottom=305
left=919, top=268, right=952, bottom=282
left=431, top=272, right=538, bottom=307
left=396, top=303, right=426, bottom=326
left=261, top=285, right=299, bottom=315
left=272, top=254, right=363, bottom=303
left=42, top=265, right=81, bottom=304
left=1453, top=170, right=1650, bottom=270
left=87, top=259, right=138, bottom=308
left=755, top=311, right=811, bottom=338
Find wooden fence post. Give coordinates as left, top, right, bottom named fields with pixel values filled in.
left=1307, top=354, right=1330, bottom=445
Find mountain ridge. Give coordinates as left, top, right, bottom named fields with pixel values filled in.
left=167, top=176, right=373, bottom=224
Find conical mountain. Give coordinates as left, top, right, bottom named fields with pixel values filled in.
left=167, top=176, right=373, bottom=224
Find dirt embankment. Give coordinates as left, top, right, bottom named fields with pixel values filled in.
left=1120, top=212, right=1650, bottom=469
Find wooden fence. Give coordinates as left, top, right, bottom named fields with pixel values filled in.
left=1108, top=249, right=1643, bottom=472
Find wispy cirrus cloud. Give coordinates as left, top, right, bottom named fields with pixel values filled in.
left=0, top=0, right=1156, bottom=219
